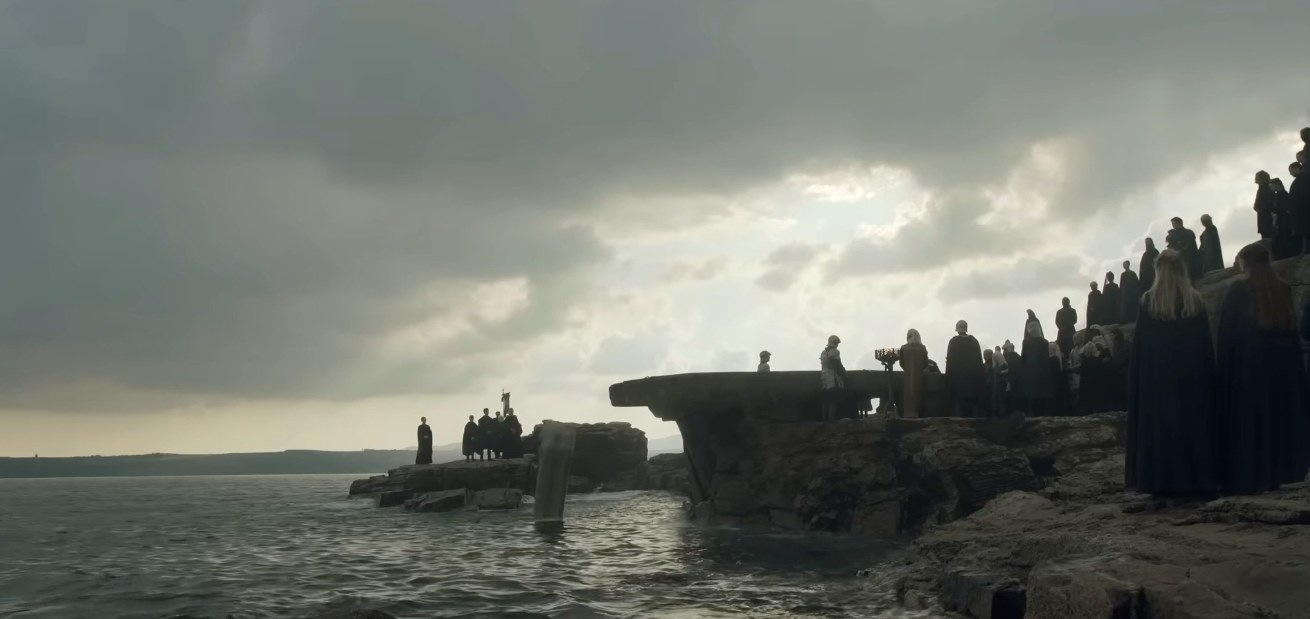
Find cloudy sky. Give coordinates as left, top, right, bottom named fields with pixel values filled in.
left=3, top=1, right=1308, bottom=456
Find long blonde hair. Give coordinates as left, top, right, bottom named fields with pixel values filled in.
left=1145, top=249, right=1203, bottom=320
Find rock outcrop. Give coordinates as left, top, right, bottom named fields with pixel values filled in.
left=523, top=421, right=649, bottom=491
left=645, top=453, right=689, bottom=495
left=349, top=459, right=536, bottom=498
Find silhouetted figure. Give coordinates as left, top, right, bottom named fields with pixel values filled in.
left=462, top=415, right=479, bottom=462
left=491, top=411, right=506, bottom=459
left=1272, top=178, right=1297, bottom=259
left=1086, top=282, right=1103, bottom=328
left=1139, top=238, right=1159, bottom=292
left=1289, top=162, right=1310, bottom=255
left=1119, top=260, right=1141, bottom=323
left=819, top=335, right=847, bottom=421
left=1126, top=249, right=1218, bottom=497
left=1216, top=243, right=1310, bottom=495
left=1049, top=342, right=1071, bottom=416
left=503, top=408, right=524, bottom=458
left=1002, top=340, right=1023, bottom=413
left=946, top=320, right=986, bottom=417
left=1021, top=321, right=1053, bottom=416
left=416, top=417, right=433, bottom=465
left=983, top=348, right=1000, bottom=417
left=1078, top=338, right=1112, bottom=414
left=1101, top=272, right=1121, bottom=326
left=1055, top=297, right=1077, bottom=357
left=1254, top=170, right=1275, bottom=239
left=758, top=350, right=771, bottom=372
left=477, top=409, right=493, bottom=460
left=1165, top=217, right=1201, bottom=281
left=1198, top=214, right=1224, bottom=275
left=1024, top=309, right=1041, bottom=335
left=1108, top=327, right=1131, bottom=412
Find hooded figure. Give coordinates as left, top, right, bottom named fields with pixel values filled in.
left=945, top=320, right=986, bottom=417
left=1055, top=298, right=1077, bottom=357
left=1119, top=260, right=1141, bottom=323
left=1024, top=309, right=1041, bottom=336
left=1002, top=339, right=1024, bottom=412
left=1086, top=282, right=1103, bottom=328
left=819, top=335, right=847, bottom=421
left=477, top=409, right=494, bottom=460
left=1254, top=170, right=1275, bottom=239
left=1100, top=272, right=1121, bottom=326
left=416, top=417, right=433, bottom=465
left=461, top=415, right=479, bottom=461
left=1199, top=214, right=1224, bottom=275
left=1139, top=238, right=1160, bottom=292
left=1020, top=321, right=1054, bottom=416
left=758, top=350, right=771, bottom=372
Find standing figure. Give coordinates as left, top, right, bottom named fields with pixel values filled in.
left=491, top=412, right=506, bottom=459
left=1020, top=322, right=1054, bottom=416
left=1024, top=309, right=1041, bottom=335
left=758, top=350, right=771, bottom=372
left=1198, top=214, right=1224, bottom=275
left=1126, top=249, right=1218, bottom=497
left=1216, top=243, right=1310, bottom=494
left=503, top=408, right=524, bottom=458
left=1002, top=340, right=1024, bottom=414
left=1254, top=170, right=1275, bottom=239
left=1272, top=178, right=1296, bottom=259
left=1165, top=218, right=1201, bottom=281
left=416, top=417, right=434, bottom=465
left=1119, top=261, right=1141, bottom=323
left=1101, top=272, right=1121, bottom=326
left=819, top=335, right=847, bottom=421
left=1055, top=297, right=1077, bottom=357
left=1086, top=282, right=1103, bottom=328
left=1290, top=162, right=1310, bottom=255
left=1139, top=238, right=1160, bottom=292
left=477, top=409, right=493, bottom=460
left=990, top=346, right=1009, bottom=417
left=1048, top=342, right=1071, bottom=416
left=462, top=415, right=479, bottom=462
left=945, top=320, right=986, bottom=417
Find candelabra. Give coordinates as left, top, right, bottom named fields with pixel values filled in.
left=873, top=348, right=901, bottom=417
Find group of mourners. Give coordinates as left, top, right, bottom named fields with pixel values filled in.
left=1254, top=127, right=1310, bottom=259
left=412, top=408, right=526, bottom=465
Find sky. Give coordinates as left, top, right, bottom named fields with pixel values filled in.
left=3, top=1, right=1309, bottom=456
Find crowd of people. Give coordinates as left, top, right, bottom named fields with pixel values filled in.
left=413, top=406, right=526, bottom=464
left=794, top=126, right=1310, bottom=499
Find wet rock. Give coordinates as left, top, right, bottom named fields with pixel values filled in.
left=348, top=459, right=536, bottom=500
left=465, top=488, right=522, bottom=510
left=646, top=452, right=689, bottom=494
left=567, top=475, right=597, bottom=493
left=404, top=489, right=466, bottom=513
left=373, top=490, right=414, bottom=508
left=525, top=421, right=648, bottom=486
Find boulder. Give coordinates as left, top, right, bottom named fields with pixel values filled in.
left=404, top=489, right=466, bottom=513
left=373, top=490, right=414, bottom=508
left=645, top=452, right=689, bottom=494
left=348, top=459, right=535, bottom=500
left=523, top=421, right=649, bottom=489
left=465, top=488, right=522, bottom=510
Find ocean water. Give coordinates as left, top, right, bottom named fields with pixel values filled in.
left=0, top=475, right=941, bottom=619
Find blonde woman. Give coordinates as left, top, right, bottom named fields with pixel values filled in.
left=1127, top=249, right=1218, bottom=497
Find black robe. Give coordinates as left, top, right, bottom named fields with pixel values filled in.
left=1100, top=283, right=1121, bottom=326
left=946, top=334, right=986, bottom=416
left=477, top=415, right=494, bottom=453
left=1119, top=270, right=1141, bottom=324
left=416, top=423, right=433, bottom=465
left=1079, top=352, right=1110, bottom=414
left=1199, top=224, right=1224, bottom=275
left=1273, top=188, right=1298, bottom=259
left=1166, top=227, right=1201, bottom=280
left=1050, top=357, right=1071, bottom=415
left=461, top=421, right=479, bottom=456
left=1254, top=184, right=1275, bottom=238
left=1020, top=336, right=1054, bottom=404
left=1126, top=297, right=1218, bottom=496
left=1139, top=247, right=1159, bottom=293
left=1291, top=175, right=1310, bottom=240
left=1301, top=298, right=1310, bottom=342
left=1215, top=280, right=1310, bottom=494
left=1086, top=290, right=1103, bottom=328
left=1004, top=350, right=1024, bottom=402
left=1055, top=306, right=1077, bottom=356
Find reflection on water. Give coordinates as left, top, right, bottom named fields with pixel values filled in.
left=0, top=476, right=943, bottom=618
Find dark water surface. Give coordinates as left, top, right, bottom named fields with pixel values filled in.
left=0, top=475, right=941, bottom=618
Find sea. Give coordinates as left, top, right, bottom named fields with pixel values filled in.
left=0, top=475, right=944, bottom=619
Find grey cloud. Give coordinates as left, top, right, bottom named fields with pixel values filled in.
left=661, top=257, right=728, bottom=284
left=936, top=255, right=1086, bottom=304
left=4, top=0, right=1310, bottom=411
left=587, top=334, right=669, bottom=376
left=757, top=243, right=824, bottom=291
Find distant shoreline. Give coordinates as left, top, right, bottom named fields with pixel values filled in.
left=0, top=448, right=447, bottom=479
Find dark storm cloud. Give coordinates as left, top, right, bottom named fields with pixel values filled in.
left=3, top=0, right=1309, bottom=410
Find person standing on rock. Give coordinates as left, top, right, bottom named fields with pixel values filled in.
left=462, top=415, right=479, bottom=462
left=1119, top=261, right=1141, bottom=324
left=416, top=417, right=434, bottom=465
left=1254, top=170, right=1276, bottom=240
left=1086, top=282, right=1103, bottom=329
left=946, top=320, right=986, bottom=417
left=1020, top=321, right=1053, bottom=416
left=758, top=350, right=771, bottom=372
left=1126, top=249, right=1218, bottom=497
left=503, top=408, right=524, bottom=458
left=1055, top=298, right=1077, bottom=358
left=491, top=411, right=506, bottom=459
left=1165, top=217, right=1201, bottom=280
left=477, top=409, right=494, bottom=460
left=1139, top=238, right=1160, bottom=293
left=819, top=335, right=847, bottom=421
left=1002, top=340, right=1023, bottom=414
left=1215, top=243, right=1309, bottom=495
left=1199, top=214, right=1224, bottom=276
left=1100, top=272, right=1121, bottom=326
left=1289, top=162, right=1310, bottom=255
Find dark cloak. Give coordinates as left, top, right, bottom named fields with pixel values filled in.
left=1024, top=311, right=1041, bottom=336
left=1291, top=175, right=1310, bottom=239
left=1050, top=357, right=1071, bottom=415
left=1165, top=227, right=1201, bottom=280
left=416, top=423, right=433, bottom=465
left=1079, top=352, right=1111, bottom=414
left=1273, top=188, right=1298, bottom=259
left=1100, top=283, right=1121, bottom=326
left=1215, top=280, right=1310, bottom=494
left=946, top=334, right=986, bottom=416
left=1254, top=184, right=1275, bottom=238
left=1301, top=298, right=1310, bottom=341
left=1004, top=350, right=1024, bottom=401
left=1139, top=247, right=1160, bottom=292
left=1199, top=224, right=1224, bottom=275
left=1086, top=290, right=1103, bottom=328
left=1109, top=340, right=1131, bottom=412
left=477, top=414, right=494, bottom=453
left=1119, top=270, right=1141, bottom=323
left=1020, top=336, right=1054, bottom=402
left=461, top=421, right=479, bottom=456
left=1126, top=296, right=1218, bottom=496
left=1055, top=306, right=1077, bottom=356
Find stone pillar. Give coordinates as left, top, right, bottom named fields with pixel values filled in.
left=901, top=344, right=927, bottom=418
left=533, top=422, right=577, bottom=531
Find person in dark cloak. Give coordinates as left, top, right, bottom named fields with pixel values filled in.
left=1024, top=309, right=1041, bottom=335
left=1271, top=178, right=1297, bottom=260
left=1253, top=170, right=1275, bottom=240
left=477, top=408, right=494, bottom=460
left=945, top=320, right=986, bottom=417
left=1100, top=272, right=1121, bottom=326
left=416, top=416, right=434, bottom=465
left=1055, top=298, right=1077, bottom=357
left=1119, top=260, right=1141, bottom=323
left=462, top=415, right=479, bottom=462
left=503, top=408, right=524, bottom=458
left=1001, top=340, right=1023, bottom=414
left=1289, top=162, right=1310, bottom=255
left=1078, top=339, right=1111, bottom=414
left=1198, top=214, right=1224, bottom=275
left=1048, top=342, right=1071, bottom=416
left=1126, top=249, right=1219, bottom=497
left=1139, top=238, right=1160, bottom=293
left=1108, top=327, right=1131, bottom=412
left=1215, top=243, right=1310, bottom=495
left=982, top=348, right=997, bottom=417
left=1086, top=282, right=1103, bottom=328
left=1165, top=217, right=1201, bottom=281
left=491, top=411, right=506, bottom=459
left=1020, top=322, right=1054, bottom=416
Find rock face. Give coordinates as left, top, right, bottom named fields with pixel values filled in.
left=404, top=489, right=466, bottom=513
left=466, top=488, right=522, bottom=510
left=349, top=459, right=536, bottom=498
left=523, top=421, right=649, bottom=491
left=645, top=453, right=689, bottom=495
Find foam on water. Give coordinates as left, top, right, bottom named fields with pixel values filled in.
left=0, top=475, right=946, bottom=618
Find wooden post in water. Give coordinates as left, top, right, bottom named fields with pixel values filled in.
left=533, top=422, right=577, bottom=531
